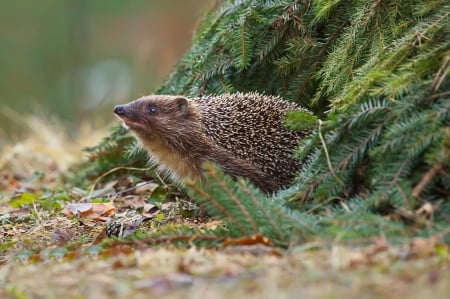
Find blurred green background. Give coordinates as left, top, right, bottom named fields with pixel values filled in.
left=0, top=0, right=213, bottom=139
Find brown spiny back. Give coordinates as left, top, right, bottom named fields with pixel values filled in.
left=194, top=92, right=310, bottom=190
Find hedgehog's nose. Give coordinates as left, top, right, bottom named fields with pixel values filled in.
left=114, top=105, right=125, bottom=115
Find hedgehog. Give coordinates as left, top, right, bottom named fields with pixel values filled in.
left=113, top=92, right=311, bottom=193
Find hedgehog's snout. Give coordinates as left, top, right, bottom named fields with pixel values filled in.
left=114, top=105, right=126, bottom=116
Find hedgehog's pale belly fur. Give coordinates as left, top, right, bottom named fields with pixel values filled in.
left=117, top=92, right=311, bottom=193
left=137, top=136, right=194, bottom=182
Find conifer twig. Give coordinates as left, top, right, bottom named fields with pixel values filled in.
left=186, top=179, right=248, bottom=234
left=412, top=164, right=443, bottom=198
left=318, top=119, right=334, bottom=174
left=207, top=166, right=258, bottom=234
left=425, top=91, right=450, bottom=102
left=431, top=58, right=450, bottom=91
left=86, top=166, right=150, bottom=200
left=238, top=179, right=285, bottom=241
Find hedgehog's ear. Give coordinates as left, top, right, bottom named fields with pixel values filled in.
left=174, top=96, right=189, bottom=116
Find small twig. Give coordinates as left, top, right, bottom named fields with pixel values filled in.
left=86, top=166, right=150, bottom=200
left=154, top=172, right=169, bottom=189
left=431, top=53, right=450, bottom=91
left=412, top=163, right=443, bottom=198
left=109, top=181, right=156, bottom=199
left=32, top=201, right=42, bottom=225
left=318, top=119, right=334, bottom=174
left=425, top=90, right=450, bottom=102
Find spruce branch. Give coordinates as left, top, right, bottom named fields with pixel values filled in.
left=185, top=178, right=249, bottom=235
left=375, top=158, right=411, bottom=204
left=237, top=179, right=285, bottom=241
left=205, top=164, right=259, bottom=234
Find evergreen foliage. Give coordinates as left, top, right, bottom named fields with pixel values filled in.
left=76, top=0, right=450, bottom=243
left=188, top=164, right=443, bottom=245
left=186, top=163, right=306, bottom=246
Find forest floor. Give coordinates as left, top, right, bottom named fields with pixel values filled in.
left=1, top=119, right=449, bottom=299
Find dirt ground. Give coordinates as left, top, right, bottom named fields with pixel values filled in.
left=2, top=245, right=449, bottom=299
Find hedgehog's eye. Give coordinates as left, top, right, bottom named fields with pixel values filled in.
left=148, top=106, right=157, bottom=114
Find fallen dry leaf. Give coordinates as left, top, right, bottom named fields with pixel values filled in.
left=127, top=197, right=147, bottom=209
left=222, top=234, right=273, bottom=248
left=62, top=201, right=116, bottom=220
left=134, top=181, right=159, bottom=194
left=63, top=203, right=92, bottom=216
left=409, top=237, right=438, bottom=257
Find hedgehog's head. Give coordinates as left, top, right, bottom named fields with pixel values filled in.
left=114, top=95, right=197, bottom=141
